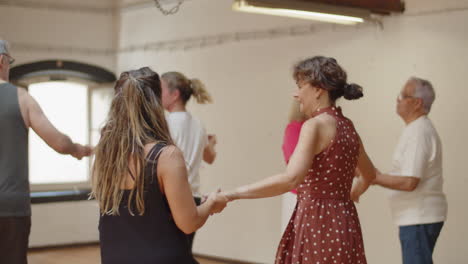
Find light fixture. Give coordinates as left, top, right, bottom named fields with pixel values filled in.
left=232, top=0, right=372, bottom=25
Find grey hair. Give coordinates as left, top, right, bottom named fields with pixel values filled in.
left=0, top=39, right=10, bottom=55
left=410, top=77, right=435, bottom=113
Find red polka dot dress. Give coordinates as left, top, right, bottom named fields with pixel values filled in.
left=275, top=106, right=367, bottom=264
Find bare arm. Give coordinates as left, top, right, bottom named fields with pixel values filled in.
left=373, top=133, right=427, bottom=192
left=224, top=119, right=321, bottom=200
left=23, top=90, right=91, bottom=159
left=203, top=134, right=217, bottom=164
left=158, top=146, right=226, bottom=234
left=350, top=170, right=367, bottom=202
left=373, top=170, right=420, bottom=191
left=350, top=140, right=377, bottom=201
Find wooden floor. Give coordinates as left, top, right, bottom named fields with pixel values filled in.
left=28, top=244, right=233, bottom=264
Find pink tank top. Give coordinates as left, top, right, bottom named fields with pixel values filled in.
left=282, top=121, right=304, bottom=194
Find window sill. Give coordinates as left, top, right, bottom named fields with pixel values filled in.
left=31, top=189, right=92, bottom=204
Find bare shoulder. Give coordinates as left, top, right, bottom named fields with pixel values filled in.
left=317, top=112, right=337, bottom=124
left=314, top=113, right=337, bottom=131
left=157, top=144, right=186, bottom=184
left=143, top=143, right=181, bottom=160
left=16, top=86, right=31, bottom=103
left=16, top=87, right=32, bottom=127
left=17, top=86, right=28, bottom=94
left=302, top=115, right=328, bottom=134
left=143, top=142, right=157, bottom=156
left=17, top=86, right=39, bottom=110
left=302, top=117, right=319, bottom=130
left=158, top=144, right=185, bottom=164
left=304, top=114, right=337, bottom=154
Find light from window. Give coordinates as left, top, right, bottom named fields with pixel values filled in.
left=29, top=81, right=89, bottom=184
left=90, top=88, right=113, bottom=146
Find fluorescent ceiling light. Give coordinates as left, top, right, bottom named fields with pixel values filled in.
left=233, top=0, right=370, bottom=25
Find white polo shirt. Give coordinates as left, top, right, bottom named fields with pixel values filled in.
left=388, top=115, right=447, bottom=226
left=166, top=112, right=207, bottom=197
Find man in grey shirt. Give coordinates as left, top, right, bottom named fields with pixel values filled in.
left=0, top=39, right=93, bottom=264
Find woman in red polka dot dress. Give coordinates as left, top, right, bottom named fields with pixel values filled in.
left=224, top=56, right=376, bottom=264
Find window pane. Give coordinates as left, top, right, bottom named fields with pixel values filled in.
left=90, top=87, right=113, bottom=146
left=29, top=82, right=89, bottom=184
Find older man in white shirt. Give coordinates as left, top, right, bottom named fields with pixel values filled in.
left=374, top=77, right=447, bottom=264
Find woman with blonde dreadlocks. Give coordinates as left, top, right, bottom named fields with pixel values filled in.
left=91, top=67, right=227, bottom=264
left=160, top=71, right=217, bottom=249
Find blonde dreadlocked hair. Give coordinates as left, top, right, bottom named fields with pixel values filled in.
left=91, top=67, right=173, bottom=216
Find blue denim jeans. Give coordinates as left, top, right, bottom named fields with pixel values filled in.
left=399, top=222, right=444, bottom=264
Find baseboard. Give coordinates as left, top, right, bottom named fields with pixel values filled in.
left=28, top=241, right=100, bottom=251
left=193, top=253, right=262, bottom=264
left=29, top=243, right=261, bottom=264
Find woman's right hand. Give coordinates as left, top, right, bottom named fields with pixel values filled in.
left=207, top=189, right=228, bottom=215
left=350, top=187, right=361, bottom=203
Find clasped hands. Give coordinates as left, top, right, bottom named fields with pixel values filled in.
left=350, top=168, right=384, bottom=203
left=201, top=189, right=232, bottom=215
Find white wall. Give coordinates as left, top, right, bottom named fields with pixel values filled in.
left=0, top=0, right=117, bottom=70
left=118, top=1, right=468, bottom=263
left=29, top=201, right=100, bottom=247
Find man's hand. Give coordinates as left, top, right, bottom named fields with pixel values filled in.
left=350, top=187, right=361, bottom=203
left=72, top=144, right=93, bottom=160
left=372, top=168, right=383, bottom=185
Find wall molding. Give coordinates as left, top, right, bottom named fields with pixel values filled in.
left=7, top=5, right=468, bottom=56
left=0, top=0, right=193, bottom=14
left=11, top=42, right=114, bottom=56
left=11, top=22, right=365, bottom=56
left=0, top=0, right=115, bottom=14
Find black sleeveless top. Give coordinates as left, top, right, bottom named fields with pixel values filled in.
left=99, top=143, right=198, bottom=264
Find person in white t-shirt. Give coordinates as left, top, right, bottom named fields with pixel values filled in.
left=160, top=71, right=217, bottom=250
left=373, top=77, right=447, bottom=264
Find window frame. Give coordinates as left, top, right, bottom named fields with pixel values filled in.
left=10, top=60, right=116, bottom=192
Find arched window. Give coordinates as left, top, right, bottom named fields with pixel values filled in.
left=10, top=60, right=116, bottom=192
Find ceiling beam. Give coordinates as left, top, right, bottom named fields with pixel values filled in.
left=298, top=0, right=404, bottom=14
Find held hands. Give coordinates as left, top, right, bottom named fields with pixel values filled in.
left=350, top=187, right=361, bottom=203
left=205, top=188, right=228, bottom=215
left=351, top=168, right=384, bottom=202
left=350, top=170, right=363, bottom=203
left=201, top=187, right=241, bottom=215
left=371, top=168, right=383, bottom=185
left=350, top=177, right=362, bottom=203
left=221, top=190, right=238, bottom=202
left=72, top=144, right=93, bottom=160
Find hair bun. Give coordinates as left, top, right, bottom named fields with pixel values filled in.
left=343, top=83, right=364, bottom=100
